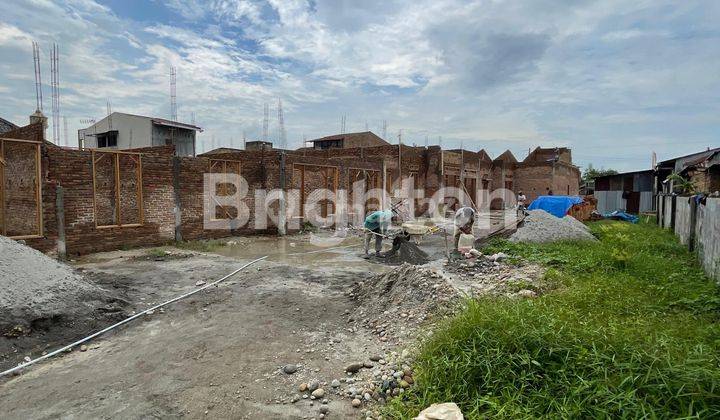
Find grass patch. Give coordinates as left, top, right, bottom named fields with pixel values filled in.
left=173, top=239, right=227, bottom=253
left=385, top=221, right=720, bottom=418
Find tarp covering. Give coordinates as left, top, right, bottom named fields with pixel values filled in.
left=527, top=195, right=584, bottom=218
left=603, top=210, right=639, bottom=223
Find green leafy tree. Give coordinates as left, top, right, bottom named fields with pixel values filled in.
left=582, top=164, right=618, bottom=183
left=666, top=172, right=695, bottom=194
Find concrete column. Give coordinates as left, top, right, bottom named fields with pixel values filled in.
left=55, top=186, right=66, bottom=259
left=172, top=157, right=183, bottom=242
left=381, top=159, right=387, bottom=210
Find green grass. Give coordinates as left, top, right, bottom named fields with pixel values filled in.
left=173, top=239, right=228, bottom=252
left=385, top=221, right=720, bottom=418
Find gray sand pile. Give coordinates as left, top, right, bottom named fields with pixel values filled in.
left=372, top=240, right=430, bottom=265
left=0, top=235, right=106, bottom=332
left=510, top=210, right=597, bottom=243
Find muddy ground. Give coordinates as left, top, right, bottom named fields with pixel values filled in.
left=0, top=213, right=519, bottom=419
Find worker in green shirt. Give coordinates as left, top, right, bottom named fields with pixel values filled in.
left=364, top=209, right=393, bottom=255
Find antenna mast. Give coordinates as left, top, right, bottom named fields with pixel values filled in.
left=382, top=120, right=387, bottom=140
left=63, top=116, right=68, bottom=147
left=277, top=98, right=287, bottom=149
left=170, top=66, right=177, bottom=121
left=262, top=103, right=269, bottom=142
left=32, top=41, right=43, bottom=112
left=340, top=115, right=347, bottom=134
left=50, top=43, right=60, bottom=143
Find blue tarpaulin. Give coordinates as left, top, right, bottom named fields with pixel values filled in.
left=527, top=195, right=583, bottom=218
left=603, top=210, right=639, bottom=223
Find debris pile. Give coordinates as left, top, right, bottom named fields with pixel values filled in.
left=510, top=210, right=597, bottom=243
left=348, top=264, right=458, bottom=342
left=443, top=257, right=547, bottom=298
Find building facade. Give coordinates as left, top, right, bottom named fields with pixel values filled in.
left=78, top=112, right=201, bottom=157
left=594, top=170, right=654, bottom=214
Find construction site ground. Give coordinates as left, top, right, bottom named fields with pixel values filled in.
left=0, top=212, right=520, bottom=419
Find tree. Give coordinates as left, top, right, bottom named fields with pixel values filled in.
left=582, top=164, right=618, bottom=183
left=666, top=172, right=695, bottom=194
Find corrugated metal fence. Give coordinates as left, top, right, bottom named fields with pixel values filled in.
left=657, top=194, right=720, bottom=281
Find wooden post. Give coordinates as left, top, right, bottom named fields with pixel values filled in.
left=56, top=186, right=66, bottom=260
left=688, top=197, right=698, bottom=252
left=670, top=195, right=677, bottom=230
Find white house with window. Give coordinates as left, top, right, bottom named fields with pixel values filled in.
left=77, top=112, right=202, bottom=157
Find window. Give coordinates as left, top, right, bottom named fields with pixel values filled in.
left=96, top=131, right=118, bottom=148
left=314, top=140, right=343, bottom=150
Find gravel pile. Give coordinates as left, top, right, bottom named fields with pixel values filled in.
left=510, top=210, right=597, bottom=243
left=348, top=264, right=458, bottom=342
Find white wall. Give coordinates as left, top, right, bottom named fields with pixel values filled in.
left=77, top=113, right=152, bottom=149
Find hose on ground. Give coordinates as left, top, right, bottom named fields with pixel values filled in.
left=0, top=255, right=268, bottom=378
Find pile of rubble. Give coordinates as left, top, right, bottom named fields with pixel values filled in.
left=443, top=254, right=547, bottom=298
left=348, top=264, right=459, bottom=343
left=510, top=210, right=597, bottom=243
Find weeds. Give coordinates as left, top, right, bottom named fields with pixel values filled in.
left=173, top=239, right=227, bottom=252
left=384, top=221, right=720, bottom=418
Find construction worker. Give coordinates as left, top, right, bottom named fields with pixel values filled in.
left=517, top=190, right=527, bottom=216
left=453, top=206, right=476, bottom=250
left=364, top=209, right=392, bottom=255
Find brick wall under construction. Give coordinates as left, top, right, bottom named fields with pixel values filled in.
left=1, top=123, right=581, bottom=256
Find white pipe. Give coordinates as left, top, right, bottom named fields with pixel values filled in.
left=1, top=255, right=268, bottom=378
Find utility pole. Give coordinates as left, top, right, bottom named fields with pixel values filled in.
left=32, top=41, right=43, bottom=112
left=278, top=98, right=287, bottom=149
left=50, top=43, right=60, bottom=144
left=170, top=66, right=177, bottom=121
left=262, top=103, right=269, bottom=142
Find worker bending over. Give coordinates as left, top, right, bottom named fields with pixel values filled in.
left=364, top=209, right=392, bottom=255
left=453, top=206, right=476, bottom=250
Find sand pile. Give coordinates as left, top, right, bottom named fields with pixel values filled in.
left=348, top=264, right=458, bottom=342
left=510, top=210, right=597, bottom=243
left=0, top=235, right=122, bottom=334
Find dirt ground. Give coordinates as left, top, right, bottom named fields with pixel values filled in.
left=0, top=213, right=517, bottom=419
left=0, top=233, right=421, bottom=419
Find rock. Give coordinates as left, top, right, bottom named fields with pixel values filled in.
left=331, top=379, right=341, bottom=388
left=80, top=345, right=88, bottom=352
left=308, top=380, right=320, bottom=391
left=195, top=280, right=206, bottom=286
left=282, top=364, right=298, bottom=374
left=399, top=380, right=409, bottom=388
left=363, top=361, right=374, bottom=368
left=517, top=289, right=537, bottom=298
left=319, top=406, right=329, bottom=414
left=346, top=363, right=364, bottom=373
left=413, top=402, right=464, bottom=420
left=403, top=375, right=414, bottom=384
left=299, top=383, right=308, bottom=392
left=311, top=388, right=325, bottom=398
left=351, top=398, right=362, bottom=407
left=369, top=355, right=382, bottom=362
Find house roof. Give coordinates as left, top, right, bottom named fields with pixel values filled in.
left=657, top=147, right=720, bottom=166
left=151, top=117, right=203, bottom=132
left=0, top=116, right=19, bottom=133
left=308, top=131, right=388, bottom=144
left=494, top=149, right=518, bottom=163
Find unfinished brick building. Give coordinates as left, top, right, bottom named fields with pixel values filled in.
left=1, top=120, right=579, bottom=256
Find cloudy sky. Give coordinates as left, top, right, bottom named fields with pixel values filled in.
left=1, top=0, right=718, bottom=171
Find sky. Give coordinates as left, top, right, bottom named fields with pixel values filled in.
left=0, top=0, right=718, bottom=171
